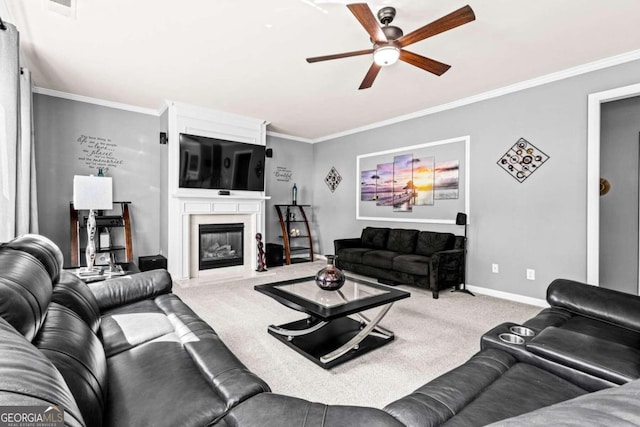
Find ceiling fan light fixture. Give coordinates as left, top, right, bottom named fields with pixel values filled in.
left=373, top=45, right=400, bottom=66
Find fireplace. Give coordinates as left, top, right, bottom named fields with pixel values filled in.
left=199, top=223, right=244, bottom=270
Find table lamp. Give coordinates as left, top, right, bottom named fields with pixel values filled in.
left=73, top=175, right=113, bottom=274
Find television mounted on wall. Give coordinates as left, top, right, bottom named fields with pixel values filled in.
left=179, top=133, right=266, bottom=191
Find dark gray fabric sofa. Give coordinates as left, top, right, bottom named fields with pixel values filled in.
left=334, top=227, right=465, bottom=298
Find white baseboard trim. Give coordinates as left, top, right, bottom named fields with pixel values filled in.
left=466, top=284, right=548, bottom=308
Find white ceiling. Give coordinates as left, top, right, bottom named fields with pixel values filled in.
left=5, top=0, right=640, bottom=140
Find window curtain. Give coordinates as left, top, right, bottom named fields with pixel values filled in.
left=0, top=22, right=38, bottom=242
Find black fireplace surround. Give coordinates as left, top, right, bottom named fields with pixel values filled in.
left=1, top=234, right=640, bottom=426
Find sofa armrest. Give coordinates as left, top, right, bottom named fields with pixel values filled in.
left=429, top=249, right=464, bottom=295
left=547, top=279, right=640, bottom=331
left=526, top=326, right=640, bottom=385
left=88, top=269, right=173, bottom=311
left=223, top=393, right=404, bottom=427
left=334, top=237, right=362, bottom=253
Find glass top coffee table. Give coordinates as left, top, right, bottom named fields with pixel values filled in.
left=255, top=276, right=410, bottom=369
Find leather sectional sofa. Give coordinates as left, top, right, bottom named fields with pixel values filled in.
left=1, top=234, right=640, bottom=426
left=334, top=227, right=465, bottom=298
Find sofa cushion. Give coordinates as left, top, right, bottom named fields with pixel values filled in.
left=0, top=317, right=85, bottom=427
left=34, top=303, right=107, bottom=427
left=384, top=348, right=587, bottom=427
left=488, top=378, right=640, bottom=426
left=0, top=249, right=52, bottom=341
left=526, top=326, right=640, bottom=384
left=100, top=298, right=175, bottom=357
left=362, top=250, right=397, bottom=269
left=54, top=271, right=102, bottom=334
left=104, top=293, right=269, bottom=427
left=337, top=247, right=373, bottom=264
left=386, top=229, right=419, bottom=254
left=361, top=227, right=390, bottom=250
left=393, top=255, right=430, bottom=276
left=546, top=278, right=640, bottom=333
left=89, top=269, right=173, bottom=311
left=225, top=393, right=405, bottom=427
left=1, top=234, right=64, bottom=284
left=415, top=231, right=455, bottom=257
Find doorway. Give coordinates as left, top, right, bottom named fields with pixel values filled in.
left=599, top=99, right=640, bottom=294
left=587, top=82, right=640, bottom=294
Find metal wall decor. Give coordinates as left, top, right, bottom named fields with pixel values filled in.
left=497, top=137, right=549, bottom=183
left=325, top=166, right=342, bottom=192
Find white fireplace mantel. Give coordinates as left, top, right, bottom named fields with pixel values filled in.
left=163, top=102, right=269, bottom=279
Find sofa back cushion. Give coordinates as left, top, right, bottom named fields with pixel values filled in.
left=415, top=232, right=455, bottom=257
left=1, top=234, right=64, bottom=285
left=34, top=303, right=107, bottom=427
left=361, top=227, right=390, bottom=249
left=0, top=249, right=52, bottom=341
left=54, top=271, right=102, bottom=334
left=387, top=229, right=419, bottom=254
left=0, top=316, right=86, bottom=427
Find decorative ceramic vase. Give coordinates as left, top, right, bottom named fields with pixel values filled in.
left=315, top=255, right=346, bottom=291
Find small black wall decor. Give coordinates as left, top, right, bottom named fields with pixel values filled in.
left=324, top=167, right=342, bottom=192
left=497, top=137, right=549, bottom=183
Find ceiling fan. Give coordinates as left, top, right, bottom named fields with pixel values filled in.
left=306, top=3, right=476, bottom=89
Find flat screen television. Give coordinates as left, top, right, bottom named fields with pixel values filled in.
left=179, top=133, right=266, bottom=191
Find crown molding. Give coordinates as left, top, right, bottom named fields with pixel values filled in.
left=33, top=48, right=640, bottom=141
left=266, top=131, right=314, bottom=144
left=33, top=87, right=162, bottom=116
left=312, top=48, right=640, bottom=143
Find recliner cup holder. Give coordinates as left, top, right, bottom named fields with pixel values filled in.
left=499, top=333, right=525, bottom=345
left=509, top=326, right=535, bottom=337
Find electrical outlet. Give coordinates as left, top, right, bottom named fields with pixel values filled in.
left=526, top=269, right=535, bottom=280
left=492, top=263, right=499, bottom=273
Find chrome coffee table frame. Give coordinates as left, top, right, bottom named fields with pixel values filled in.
left=255, top=276, right=410, bottom=369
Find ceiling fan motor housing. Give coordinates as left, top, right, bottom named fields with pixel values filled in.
left=377, top=7, right=403, bottom=41
left=382, top=25, right=403, bottom=41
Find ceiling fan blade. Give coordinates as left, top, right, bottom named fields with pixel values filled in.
left=399, top=50, right=451, bottom=76
left=347, top=3, right=387, bottom=43
left=397, top=5, right=475, bottom=48
left=359, top=62, right=382, bottom=90
left=306, top=49, right=373, bottom=63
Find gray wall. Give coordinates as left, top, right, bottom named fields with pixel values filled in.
left=159, top=108, right=169, bottom=258
left=600, top=96, right=640, bottom=294
left=32, top=57, right=640, bottom=301
left=264, top=136, right=315, bottom=247
left=33, top=94, right=161, bottom=266
left=312, top=59, right=640, bottom=300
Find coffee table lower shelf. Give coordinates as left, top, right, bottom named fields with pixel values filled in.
left=267, top=316, right=394, bottom=369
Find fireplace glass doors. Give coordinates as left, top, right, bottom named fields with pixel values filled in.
left=199, top=223, right=244, bottom=270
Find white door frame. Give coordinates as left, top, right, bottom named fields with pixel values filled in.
left=587, top=82, right=640, bottom=288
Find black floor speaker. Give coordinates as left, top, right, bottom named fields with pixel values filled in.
left=138, top=255, right=167, bottom=272
left=265, top=243, right=283, bottom=267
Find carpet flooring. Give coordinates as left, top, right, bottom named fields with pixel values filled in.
left=173, top=261, right=541, bottom=409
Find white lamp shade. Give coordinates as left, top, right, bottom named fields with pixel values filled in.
left=73, top=175, right=113, bottom=210
left=373, top=46, right=400, bottom=66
